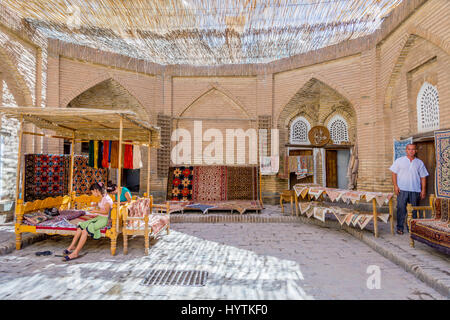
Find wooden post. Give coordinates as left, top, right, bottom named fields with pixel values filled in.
left=259, top=168, right=263, bottom=208
left=147, top=132, right=151, bottom=197
left=15, top=115, right=23, bottom=202
left=14, top=115, right=24, bottom=250
left=372, top=198, right=378, bottom=237
left=68, top=132, right=75, bottom=195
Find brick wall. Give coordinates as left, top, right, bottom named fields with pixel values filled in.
left=0, top=0, right=448, bottom=204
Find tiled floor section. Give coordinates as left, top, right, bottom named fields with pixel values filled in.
left=0, top=221, right=446, bottom=300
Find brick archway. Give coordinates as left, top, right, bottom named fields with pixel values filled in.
left=63, top=75, right=150, bottom=121
left=179, top=83, right=251, bottom=118
left=0, top=47, right=33, bottom=107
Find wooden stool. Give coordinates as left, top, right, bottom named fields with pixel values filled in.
left=280, top=190, right=295, bottom=215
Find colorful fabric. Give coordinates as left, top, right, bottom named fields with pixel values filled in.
left=97, top=141, right=103, bottom=168
left=110, top=141, right=119, bottom=168
left=226, top=166, right=257, bottom=200
left=299, top=202, right=312, bottom=215
left=341, top=191, right=362, bottom=204
left=133, top=145, right=143, bottom=169
left=308, top=187, right=325, bottom=200
left=411, top=218, right=450, bottom=255
left=193, top=166, right=227, bottom=201
left=124, top=143, right=134, bottom=169
left=88, top=140, right=95, bottom=167
left=324, top=188, right=345, bottom=202
left=78, top=215, right=109, bottom=239
left=23, top=211, right=47, bottom=225
left=435, top=129, right=450, bottom=198
left=260, top=156, right=279, bottom=175
left=24, top=154, right=67, bottom=201
left=102, top=140, right=110, bottom=168
left=313, top=207, right=326, bottom=222
left=393, top=137, right=413, bottom=161
left=170, top=166, right=194, bottom=201
left=72, top=156, right=108, bottom=195
left=93, top=141, right=98, bottom=169
left=185, top=203, right=217, bottom=214
left=357, top=215, right=373, bottom=230
left=364, top=192, right=393, bottom=207
left=293, top=183, right=320, bottom=198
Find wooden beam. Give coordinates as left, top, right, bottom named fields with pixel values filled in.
left=15, top=116, right=23, bottom=201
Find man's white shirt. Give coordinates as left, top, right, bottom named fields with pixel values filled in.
left=389, top=156, right=429, bottom=192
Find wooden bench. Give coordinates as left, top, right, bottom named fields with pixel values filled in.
left=122, top=196, right=170, bottom=255
left=407, top=195, right=450, bottom=255
left=280, top=190, right=295, bottom=215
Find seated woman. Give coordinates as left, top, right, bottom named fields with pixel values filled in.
left=107, top=180, right=132, bottom=204
left=62, top=182, right=113, bottom=261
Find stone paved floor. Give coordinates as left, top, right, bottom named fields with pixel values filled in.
left=0, top=220, right=447, bottom=300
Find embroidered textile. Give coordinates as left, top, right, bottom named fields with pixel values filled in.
left=377, top=213, right=390, bottom=223
left=357, top=215, right=373, bottom=229
left=110, top=141, right=119, bottom=168
left=170, top=166, right=194, bottom=201
left=185, top=203, right=217, bottom=214
left=341, top=191, right=362, bottom=204
left=293, top=183, right=319, bottom=198
left=124, top=143, right=134, bottom=169
left=260, top=156, right=279, bottom=175
left=308, top=187, right=325, bottom=200
left=102, top=140, right=110, bottom=168
left=313, top=207, right=326, bottom=222
left=226, top=166, right=257, bottom=200
left=324, top=188, right=345, bottom=202
left=24, top=154, right=67, bottom=202
left=299, top=202, right=312, bottom=215
left=435, top=130, right=450, bottom=198
left=394, top=137, right=413, bottom=161
left=133, top=145, right=143, bottom=169
left=364, top=192, right=393, bottom=207
left=72, top=156, right=107, bottom=195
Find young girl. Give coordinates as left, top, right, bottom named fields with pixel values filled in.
left=107, top=180, right=132, bottom=204
left=62, top=182, right=113, bottom=261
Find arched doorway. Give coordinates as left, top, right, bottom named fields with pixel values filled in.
left=66, top=78, right=151, bottom=193
left=277, top=78, right=356, bottom=189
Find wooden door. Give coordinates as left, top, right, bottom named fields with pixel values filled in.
left=326, top=150, right=338, bottom=188
left=289, top=149, right=313, bottom=188
left=416, top=141, right=435, bottom=206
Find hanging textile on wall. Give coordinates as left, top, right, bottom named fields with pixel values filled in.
left=393, top=137, right=412, bottom=161
left=88, top=140, right=95, bottom=167
left=260, top=156, right=279, bottom=175
left=93, top=140, right=98, bottom=169
left=72, top=155, right=107, bottom=195
left=97, top=140, right=103, bottom=168
left=170, top=166, right=194, bottom=201
left=133, top=145, right=143, bottom=169
left=226, top=166, right=258, bottom=200
left=193, top=166, right=227, bottom=201
left=102, top=140, right=110, bottom=169
left=435, top=129, right=450, bottom=198
left=124, top=143, right=134, bottom=169
left=347, top=143, right=358, bottom=190
left=24, top=154, right=68, bottom=202
left=110, top=141, right=119, bottom=168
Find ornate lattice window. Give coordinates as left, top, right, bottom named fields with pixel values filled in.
left=290, top=116, right=310, bottom=144
left=327, top=115, right=349, bottom=144
left=417, top=82, right=439, bottom=132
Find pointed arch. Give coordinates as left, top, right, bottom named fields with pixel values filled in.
left=384, top=26, right=450, bottom=108
left=62, top=75, right=150, bottom=121
left=0, top=46, right=33, bottom=106
left=61, top=73, right=149, bottom=115
left=276, top=74, right=357, bottom=128
left=179, top=83, right=251, bottom=118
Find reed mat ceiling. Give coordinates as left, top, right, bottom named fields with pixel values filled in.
left=3, top=0, right=403, bottom=66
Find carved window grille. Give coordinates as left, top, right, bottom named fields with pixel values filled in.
left=290, top=116, right=310, bottom=144
left=258, top=115, right=272, bottom=157
left=417, top=82, right=439, bottom=132
left=328, top=115, right=349, bottom=144
left=157, top=114, right=172, bottom=178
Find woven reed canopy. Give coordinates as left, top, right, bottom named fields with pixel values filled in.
left=0, top=106, right=160, bottom=146
left=3, top=0, right=403, bottom=66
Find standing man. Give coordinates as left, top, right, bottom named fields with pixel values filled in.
left=390, top=144, right=428, bottom=235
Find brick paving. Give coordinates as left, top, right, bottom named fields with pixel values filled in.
left=0, top=214, right=447, bottom=300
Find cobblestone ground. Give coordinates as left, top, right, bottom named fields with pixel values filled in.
left=0, top=222, right=446, bottom=300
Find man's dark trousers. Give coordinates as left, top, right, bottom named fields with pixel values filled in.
left=396, top=190, right=420, bottom=232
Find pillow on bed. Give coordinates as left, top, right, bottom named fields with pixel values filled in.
left=23, top=211, right=48, bottom=225
left=59, top=210, right=86, bottom=220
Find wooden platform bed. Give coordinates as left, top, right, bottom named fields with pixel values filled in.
left=2, top=106, right=160, bottom=256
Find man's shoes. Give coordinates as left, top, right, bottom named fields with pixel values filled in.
left=396, top=230, right=404, bottom=235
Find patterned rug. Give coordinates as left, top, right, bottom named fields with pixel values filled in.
left=226, top=166, right=257, bottom=200
left=435, top=129, right=450, bottom=198
left=193, top=166, right=227, bottom=201
left=24, top=154, right=67, bottom=202
left=170, top=166, right=194, bottom=201
left=72, top=156, right=107, bottom=195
